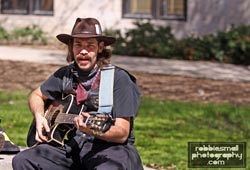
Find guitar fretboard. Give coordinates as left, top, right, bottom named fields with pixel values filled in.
left=55, top=113, right=86, bottom=124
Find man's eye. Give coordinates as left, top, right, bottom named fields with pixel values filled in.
left=88, top=44, right=95, bottom=48
left=74, top=43, right=81, bottom=47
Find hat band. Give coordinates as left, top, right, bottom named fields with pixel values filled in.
left=73, top=31, right=102, bottom=36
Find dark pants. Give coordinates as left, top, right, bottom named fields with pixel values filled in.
left=12, top=141, right=144, bottom=170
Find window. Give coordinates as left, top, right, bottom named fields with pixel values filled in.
left=1, top=0, right=53, bottom=15
left=122, top=0, right=187, bottom=20
left=33, top=0, right=53, bottom=15
left=124, top=0, right=152, bottom=18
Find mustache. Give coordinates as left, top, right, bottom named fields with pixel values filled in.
left=76, top=54, right=91, bottom=60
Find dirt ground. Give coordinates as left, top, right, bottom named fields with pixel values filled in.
left=1, top=59, right=250, bottom=106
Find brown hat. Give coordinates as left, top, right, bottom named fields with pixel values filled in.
left=56, top=18, right=116, bottom=46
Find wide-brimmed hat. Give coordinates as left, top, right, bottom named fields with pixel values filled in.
left=56, top=18, right=116, bottom=46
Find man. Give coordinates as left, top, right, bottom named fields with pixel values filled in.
left=13, top=18, right=143, bottom=170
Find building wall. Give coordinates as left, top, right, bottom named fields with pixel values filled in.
left=0, top=0, right=249, bottom=39
left=181, top=0, right=250, bottom=38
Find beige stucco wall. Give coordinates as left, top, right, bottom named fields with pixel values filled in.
left=177, top=0, right=250, bottom=38
left=0, top=0, right=249, bottom=39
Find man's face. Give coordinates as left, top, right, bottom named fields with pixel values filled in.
left=73, top=37, right=104, bottom=71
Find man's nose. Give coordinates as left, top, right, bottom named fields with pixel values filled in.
left=80, top=49, right=88, bottom=55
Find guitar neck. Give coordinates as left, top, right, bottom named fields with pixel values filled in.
left=55, top=113, right=87, bottom=124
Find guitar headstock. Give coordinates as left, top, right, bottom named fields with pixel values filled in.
left=86, top=112, right=115, bottom=135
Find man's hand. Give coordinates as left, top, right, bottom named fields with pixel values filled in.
left=74, top=112, right=130, bottom=143
left=35, top=114, right=50, bottom=143
left=74, top=112, right=93, bottom=135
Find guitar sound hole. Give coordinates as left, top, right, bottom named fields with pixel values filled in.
left=50, top=110, right=60, bottom=126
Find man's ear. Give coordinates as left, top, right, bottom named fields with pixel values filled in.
left=98, top=41, right=104, bottom=53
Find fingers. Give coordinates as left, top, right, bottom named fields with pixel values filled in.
left=74, top=112, right=90, bottom=133
left=35, top=117, right=50, bottom=143
left=36, top=126, right=48, bottom=142
left=43, top=121, right=50, bottom=133
left=74, top=115, right=80, bottom=129
left=35, top=131, right=43, bottom=143
left=74, top=114, right=85, bottom=129
left=81, top=112, right=89, bottom=117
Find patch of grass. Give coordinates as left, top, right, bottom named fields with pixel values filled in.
left=1, top=92, right=250, bottom=169
left=134, top=98, right=250, bottom=169
left=0, top=91, right=31, bottom=146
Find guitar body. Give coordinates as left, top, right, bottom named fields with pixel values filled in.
left=27, top=95, right=84, bottom=147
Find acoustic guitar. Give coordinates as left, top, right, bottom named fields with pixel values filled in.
left=26, top=94, right=114, bottom=147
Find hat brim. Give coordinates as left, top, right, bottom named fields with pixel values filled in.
left=56, top=34, right=116, bottom=46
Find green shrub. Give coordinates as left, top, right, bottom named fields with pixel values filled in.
left=104, top=29, right=127, bottom=54
left=106, top=21, right=175, bottom=58
left=217, top=25, right=250, bottom=65
left=0, top=24, right=48, bottom=45
left=0, top=26, right=10, bottom=44
left=106, top=22, right=250, bottom=65
left=177, top=34, right=224, bottom=62
left=11, top=25, right=48, bottom=45
left=174, top=25, right=250, bottom=64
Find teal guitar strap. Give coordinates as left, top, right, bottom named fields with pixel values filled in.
left=97, top=64, right=115, bottom=114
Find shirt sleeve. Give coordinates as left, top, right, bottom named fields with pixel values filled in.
left=40, top=66, right=67, bottom=100
left=112, top=69, right=141, bottom=118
